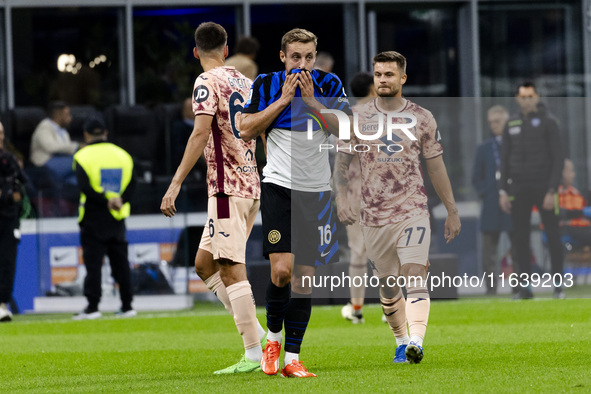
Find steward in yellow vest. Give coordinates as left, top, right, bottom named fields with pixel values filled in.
left=72, top=118, right=136, bottom=320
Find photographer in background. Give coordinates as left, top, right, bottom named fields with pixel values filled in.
left=0, top=121, right=28, bottom=322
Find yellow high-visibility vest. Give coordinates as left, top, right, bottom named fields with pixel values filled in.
left=73, top=142, right=134, bottom=222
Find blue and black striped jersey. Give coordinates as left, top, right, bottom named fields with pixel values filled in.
left=243, top=69, right=351, bottom=132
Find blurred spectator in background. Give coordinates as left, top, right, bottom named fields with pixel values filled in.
left=349, top=71, right=376, bottom=101
left=472, top=105, right=513, bottom=295
left=499, top=82, right=565, bottom=299
left=30, top=101, right=78, bottom=186
left=558, top=159, right=591, bottom=248
left=0, top=121, right=28, bottom=322
left=0, top=127, right=24, bottom=169
left=171, top=98, right=207, bottom=180
left=72, top=118, right=136, bottom=320
left=171, top=98, right=195, bottom=167
left=315, top=52, right=334, bottom=73
left=225, top=36, right=260, bottom=81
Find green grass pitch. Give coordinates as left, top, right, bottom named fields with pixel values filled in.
left=1, top=298, right=590, bottom=392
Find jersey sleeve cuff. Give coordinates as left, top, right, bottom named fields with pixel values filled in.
left=194, top=110, right=215, bottom=116
left=423, top=152, right=443, bottom=160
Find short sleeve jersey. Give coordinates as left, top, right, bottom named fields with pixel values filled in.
left=242, top=69, right=351, bottom=191
left=342, top=98, right=443, bottom=227
left=192, top=66, right=260, bottom=199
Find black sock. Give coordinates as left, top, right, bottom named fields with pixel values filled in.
left=283, top=297, right=312, bottom=354
left=266, top=280, right=291, bottom=333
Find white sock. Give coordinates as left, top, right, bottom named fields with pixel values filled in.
left=257, top=321, right=266, bottom=340
left=410, top=335, right=423, bottom=347
left=245, top=345, right=263, bottom=362
left=267, top=330, right=282, bottom=344
left=396, top=335, right=410, bottom=347
left=284, top=351, right=299, bottom=365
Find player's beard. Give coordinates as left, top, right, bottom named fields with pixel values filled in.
left=377, top=86, right=400, bottom=98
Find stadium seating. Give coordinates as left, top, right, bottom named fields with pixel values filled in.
left=2, top=103, right=210, bottom=216
left=154, top=102, right=182, bottom=176
left=104, top=104, right=161, bottom=178
left=69, top=105, right=105, bottom=141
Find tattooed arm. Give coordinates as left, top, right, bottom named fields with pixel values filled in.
left=334, top=151, right=356, bottom=225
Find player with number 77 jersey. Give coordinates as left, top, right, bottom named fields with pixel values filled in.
left=334, top=51, right=461, bottom=365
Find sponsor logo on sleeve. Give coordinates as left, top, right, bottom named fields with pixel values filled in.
left=194, top=85, right=209, bottom=103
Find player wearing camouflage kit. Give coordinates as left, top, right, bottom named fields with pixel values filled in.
left=335, top=51, right=461, bottom=364
left=161, top=22, right=264, bottom=375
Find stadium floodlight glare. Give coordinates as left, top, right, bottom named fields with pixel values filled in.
left=57, top=54, right=76, bottom=73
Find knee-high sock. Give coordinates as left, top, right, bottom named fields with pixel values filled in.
left=204, top=272, right=233, bottom=315
left=283, top=296, right=311, bottom=355
left=406, top=280, right=430, bottom=344
left=227, top=281, right=260, bottom=352
left=266, top=280, right=291, bottom=335
left=381, top=289, right=408, bottom=340
left=349, top=260, right=367, bottom=308
left=204, top=272, right=265, bottom=341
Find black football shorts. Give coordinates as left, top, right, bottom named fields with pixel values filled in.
left=261, top=182, right=339, bottom=266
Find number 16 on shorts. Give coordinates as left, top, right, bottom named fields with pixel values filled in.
left=318, top=224, right=332, bottom=247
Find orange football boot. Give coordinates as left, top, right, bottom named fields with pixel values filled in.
left=280, top=359, right=317, bottom=378
left=261, top=340, right=281, bottom=375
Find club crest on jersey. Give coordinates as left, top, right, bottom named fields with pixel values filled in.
left=268, top=230, right=281, bottom=244
left=194, top=85, right=209, bottom=103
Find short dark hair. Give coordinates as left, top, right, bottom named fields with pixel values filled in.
left=235, top=36, right=259, bottom=56
left=516, top=81, right=537, bottom=95
left=194, top=22, right=227, bottom=52
left=315, top=52, right=334, bottom=69
left=350, top=72, right=374, bottom=97
left=372, top=51, right=407, bottom=74
left=83, top=118, right=106, bottom=135
left=47, top=101, right=68, bottom=118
